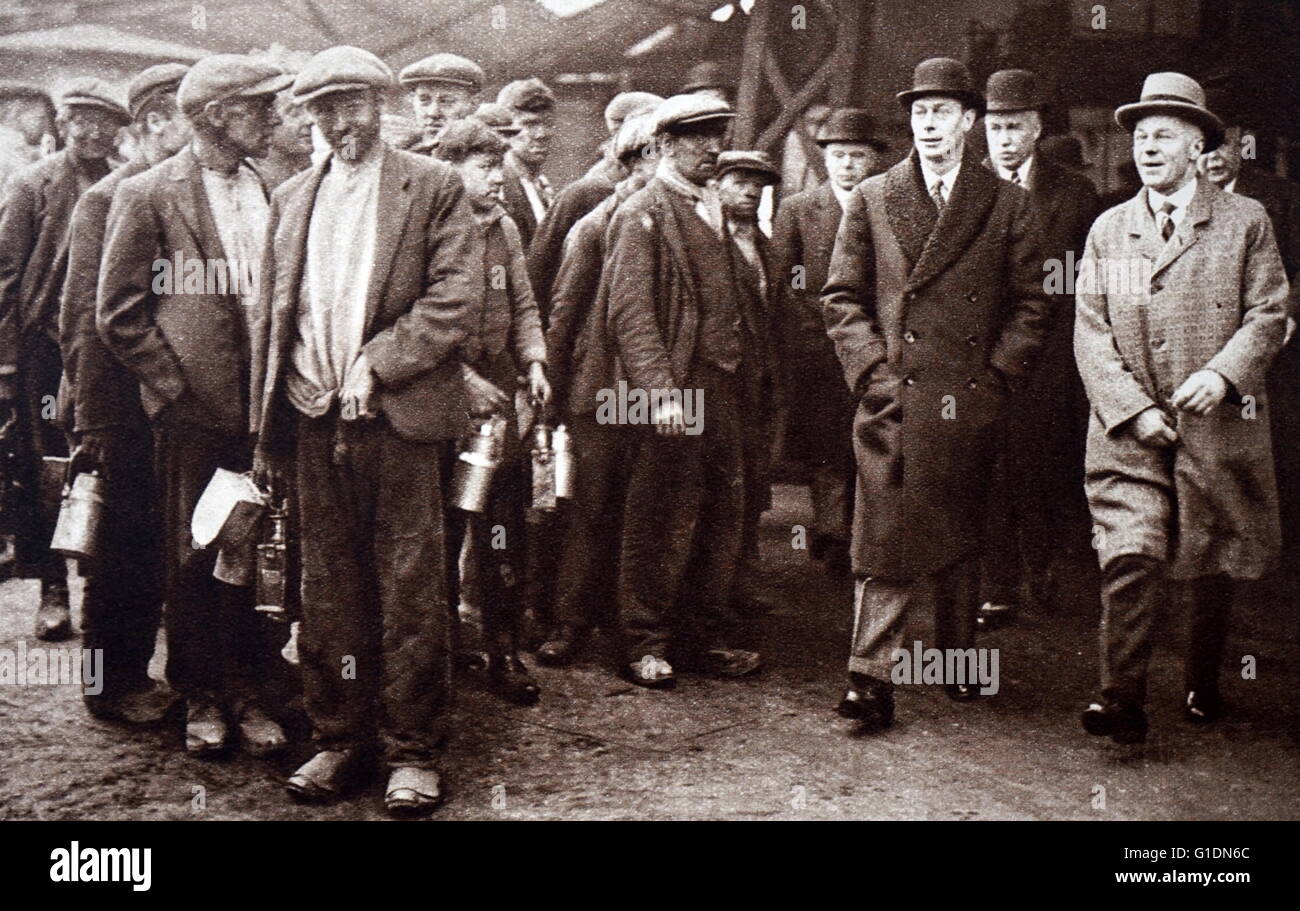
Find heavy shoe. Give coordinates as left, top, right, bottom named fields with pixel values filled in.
left=385, top=766, right=443, bottom=817
left=185, top=699, right=229, bottom=754
left=286, top=749, right=365, bottom=803
left=1081, top=699, right=1148, bottom=744
left=536, top=626, right=581, bottom=667
left=624, top=654, right=676, bottom=689
left=692, top=647, right=762, bottom=679
left=836, top=673, right=894, bottom=732
left=975, top=601, right=1015, bottom=631
left=237, top=703, right=288, bottom=757
left=84, top=679, right=179, bottom=724
left=486, top=653, right=541, bottom=706
left=1184, top=689, right=1223, bottom=724
left=34, top=579, right=72, bottom=641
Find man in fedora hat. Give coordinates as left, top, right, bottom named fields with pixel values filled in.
left=773, top=108, right=884, bottom=576
left=1076, top=72, right=1288, bottom=744
left=822, top=57, right=1052, bottom=731
left=603, top=94, right=764, bottom=687
left=250, top=46, right=480, bottom=814
left=977, top=69, right=1101, bottom=630
left=60, top=62, right=191, bottom=722
left=398, top=52, right=485, bottom=154
left=99, top=54, right=293, bottom=756
left=0, top=78, right=129, bottom=643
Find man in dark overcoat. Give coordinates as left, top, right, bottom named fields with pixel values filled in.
left=822, top=58, right=1051, bottom=731
left=771, top=108, right=883, bottom=575
left=978, top=69, right=1102, bottom=628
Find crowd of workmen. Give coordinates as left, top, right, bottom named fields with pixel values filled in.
left=0, top=43, right=1294, bottom=815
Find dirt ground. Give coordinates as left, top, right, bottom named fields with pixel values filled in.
left=1, top=484, right=1297, bottom=821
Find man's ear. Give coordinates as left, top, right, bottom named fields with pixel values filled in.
left=961, top=108, right=977, bottom=133
left=201, top=100, right=225, bottom=130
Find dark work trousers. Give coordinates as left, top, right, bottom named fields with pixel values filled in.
left=153, top=417, right=273, bottom=707
left=1099, top=554, right=1234, bottom=707
left=849, top=558, right=977, bottom=681
left=445, top=452, right=530, bottom=655
left=295, top=412, right=451, bottom=769
left=618, top=365, right=746, bottom=663
left=734, top=404, right=773, bottom=608
left=80, top=422, right=163, bottom=697
left=551, top=414, right=636, bottom=632
left=10, top=334, right=69, bottom=582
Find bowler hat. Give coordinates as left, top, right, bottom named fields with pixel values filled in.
left=127, top=63, right=189, bottom=120
left=399, top=53, right=485, bottom=92
left=652, top=93, right=734, bottom=136
left=715, top=150, right=780, bottom=184
left=179, top=55, right=293, bottom=116
left=57, top=78, right=130, bottom=122
left=291, top=46, right=394, bottom=106
left=815, top=108, right=883, bottom=149
left=985, top=69, right=1044, bottom=113
left=681, top=61, right=731, bottom=95
left=1114, top=72, right=1223, bottom=152
left=896, top=57, right=983, bottom=112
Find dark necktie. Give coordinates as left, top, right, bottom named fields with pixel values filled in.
left=1159, top=201, right=1176, bottom=242
left=1009, top=169, right=1022, bottom=187
left=930, top=180, right=946, bottom=212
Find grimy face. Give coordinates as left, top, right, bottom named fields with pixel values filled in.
left=661, top=123, right=726, bottom=186
left=716, top=169, right=766, bottom=219
left=910, top=96, right=975, bottom=170
left=306, top=88, right=383, bottom=162
left=270, top=90, right=313, bottom=157
left=984, top=109, right=1041, bottom=173
left=1132, top=113, right=1203, bottom=195
left=410, top=82, right=476, bottom=138
left=213, top=94, right=281, bottom=160
left=63, top=106, right=122, bottom=160
left=455, top=151, right=504, bottom=209
left=822, top=141, right=876, bottom=190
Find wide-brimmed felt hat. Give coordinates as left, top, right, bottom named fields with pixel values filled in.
left=1114, top=71, right=1224, bottom=152
left=815, top=108, right=884, bottom=149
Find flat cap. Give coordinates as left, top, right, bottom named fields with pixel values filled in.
left=127, top=63, right=189, bottom=120
left=613, top=111, right=656, bottom=161
left=651, top=93, right=734, bottom=135
left=472, top=102, right=521, bottom=136
left=604, top=91, right=663, bottom=133
left=179, top=55, right=293, bottom=115
left=292, top=46, right=394, bottom=106
left=57, top=77, right=129, bottom=122
left=715, top=150, right=780, bottom=184
left=399, top=53, right=484, bottom=91
left=497, top=77, right=555, bottom=113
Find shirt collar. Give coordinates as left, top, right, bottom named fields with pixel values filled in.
left=997, top=155, right=1033, bottom=187
left=919, top=157, right=960, bottom=196
left=1224, top=178, right=1237, bottom=194
left=830, top=182, right=854, bottom=209
left=1148, top=176, right=1197, bottom=218
left=327, top=141, right=384, bottom=179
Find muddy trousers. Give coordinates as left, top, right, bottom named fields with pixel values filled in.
left=848, top=559, right=977, bottom=681
left=1099, top=554, right=1232, bottom=708
left=295, top=413, right=451, bottom=768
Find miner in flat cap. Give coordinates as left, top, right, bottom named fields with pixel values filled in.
left=399, top=52, right=485, bottom=153
left=496, top=77, right=556, bottom=247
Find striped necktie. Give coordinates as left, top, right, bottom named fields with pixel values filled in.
left=1158, top=201, right=1176, bottom=242
left=930, top=180, right=946, bottom=212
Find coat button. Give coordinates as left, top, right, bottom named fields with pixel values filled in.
left=904, top=376, right=916, bottom=386
left=967, top=377, right=978, bottom=389
left=904, top=291, right=916, bottom=302
left=903, top=330, right=917, bottom=343
left=1151, top=281, right=1163, bottom=293
left=967, top=335, right=978, bottom=347
left=967, top=292, right=978, bottom=302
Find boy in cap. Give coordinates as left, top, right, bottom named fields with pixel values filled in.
left=0, top=77, right=129, bottom=642
left=1076, top=73, right=1288, bottom=743
left=250, top=46, right=480, bottom=815
left=433, top=118, right=550, bottom=705
left=772, top=108, right=883, bottom=577
left=99, top=54, right=293, bottom=755
left=60, top=62, right=191, bottom=722
left=497, top=77, right=556, bottom=247
left=399, top=52, right=485, bottom=153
